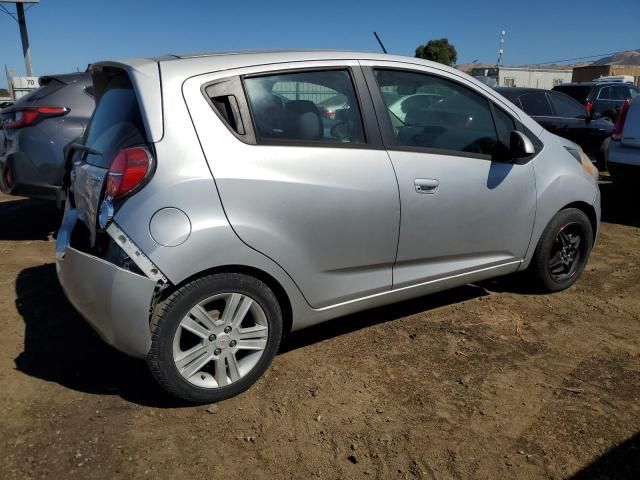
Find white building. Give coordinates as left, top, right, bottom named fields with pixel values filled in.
left=470, top=66, right=573, bottom=90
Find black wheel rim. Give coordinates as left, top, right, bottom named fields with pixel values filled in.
left=548, top=222, right=586, bottom=282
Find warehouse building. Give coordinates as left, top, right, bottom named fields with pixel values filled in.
left=470, top=66, right=573, bottom=89
left=572, top=64, right=640, bottom=85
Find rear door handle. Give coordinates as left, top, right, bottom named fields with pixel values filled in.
left=415, top=178, right=439, bottom=194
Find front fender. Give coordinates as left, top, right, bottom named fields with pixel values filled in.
left=521, top=131, right=600, bottom=270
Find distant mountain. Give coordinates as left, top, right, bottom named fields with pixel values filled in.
left=592, top=49, right=640, bottom=65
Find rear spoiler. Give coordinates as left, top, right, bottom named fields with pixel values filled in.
left=39, top=73, right=89, bottom=86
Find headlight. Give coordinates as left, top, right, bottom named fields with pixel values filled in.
left=564, top=145, right=597, bottom=177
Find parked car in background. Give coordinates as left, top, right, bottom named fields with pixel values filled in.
left=496, top=87, right=613, bottom=164
left=0, top=73, right=94, bottom=201
left=552, top=81, right=639, bottom=122
left=56, top=51, right=600, bottom=403
left=387, top=92, right=444, bottom=122
left=607, top=97, right=640, bottom=183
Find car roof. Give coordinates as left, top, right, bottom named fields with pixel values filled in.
left=554, top=82, right=634, bottom=88
left=92, top=49, right=546, bottom=144
left=154, top=49, right=396, bottom=61
left=97, top=49, right=463, bottom=80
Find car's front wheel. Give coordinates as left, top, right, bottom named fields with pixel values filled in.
left=527, top=208, right=593, bottom=292
left=147, top=273, right=283, bottom=403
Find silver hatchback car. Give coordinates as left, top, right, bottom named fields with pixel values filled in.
left=56, top=51, right=600, bottom=403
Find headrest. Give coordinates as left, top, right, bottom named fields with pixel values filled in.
left=285, top=100, right=323, bottom=140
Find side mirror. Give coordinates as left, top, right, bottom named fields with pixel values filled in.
left=510, top=131, right=535, bottom=157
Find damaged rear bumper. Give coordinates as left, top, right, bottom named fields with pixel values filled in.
left=55, top=206, right=159, bottom=358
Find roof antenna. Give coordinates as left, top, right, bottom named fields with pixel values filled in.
left=373, top=32, right=388, bottom=54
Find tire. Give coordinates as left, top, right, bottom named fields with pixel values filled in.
left=148, top=273, right=283, bottom=403
left=527, top=208, right=593, bottom=293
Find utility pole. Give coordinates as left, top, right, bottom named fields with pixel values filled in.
left=0, top=1, right=39, bottom=77
left=16, top=2, right=33, bottom=76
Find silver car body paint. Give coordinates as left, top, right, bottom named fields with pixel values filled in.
left=56, top=51, right=601, bottom=357
left=56, top=242, right=157, bottom=358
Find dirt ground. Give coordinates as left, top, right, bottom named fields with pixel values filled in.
left=0, top=179, right=639, bottom=480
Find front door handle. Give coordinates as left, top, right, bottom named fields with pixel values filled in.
left=415, top=178, right=439, bottom=194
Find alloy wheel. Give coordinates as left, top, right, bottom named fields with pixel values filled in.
left=172, top=293, right=269, bottom=388
left=548, top=222, right=585, bottom=282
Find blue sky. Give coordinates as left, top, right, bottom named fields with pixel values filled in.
left=0, top=0, right=638, bottom=88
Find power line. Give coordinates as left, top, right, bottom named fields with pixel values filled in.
left=0, top=4, right=17, bottom=22
left=522, top=48, right=639, bottom=67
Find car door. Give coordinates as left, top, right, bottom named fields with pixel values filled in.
left=548, top=91, right=604, bottom=157
left=183, top=63, right=400, bottom=309
left=361, top=62, right=537, bottom=288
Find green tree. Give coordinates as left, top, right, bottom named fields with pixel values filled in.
left=415, top=38, right=458, bottom=66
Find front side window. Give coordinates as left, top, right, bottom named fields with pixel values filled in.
left=244, top=69, right=365, bottom=144
left=374, top=69, right=503, bottom=156
left=519, top=92, right=553, bottom=116
left=549, top=92, right=586, bottom=118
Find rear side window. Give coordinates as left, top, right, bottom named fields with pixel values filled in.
left=373, top=69, right=505, bottom=157
left=549, top=92, right=586, bottom=118
left=244, top=69, right=365, bottom=144
left=519, top=92, right=553, bottom=116
left=614, top=86, right=631, bottom=100
left=83, top=74, right=146, bottom=168
left=597, top=86, right=628, bottom=101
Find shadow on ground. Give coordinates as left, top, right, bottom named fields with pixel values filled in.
left=599, top=180, right=640, bottom=228
left=570, top=431, right=640, bottom=480
left=14, top=264, right=175, bottom=408
left=14, top=263, right=488, bottom=407
left=283, top=284, right=487, bottom=353
left=0, top=198, right=61, bottom=241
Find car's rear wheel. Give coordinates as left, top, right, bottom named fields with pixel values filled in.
left=148, top=273, right=282, bottom=403
left=527, top=208, right=593, bottom=292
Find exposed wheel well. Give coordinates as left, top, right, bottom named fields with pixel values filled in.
left=158, top=265, right=293, bottom=338
left=562, top=201, right=598, bottom=244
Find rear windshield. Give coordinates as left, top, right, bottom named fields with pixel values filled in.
left=83, top=73, right=146, bottom=168
left=552, top=85, right=591, bottom=104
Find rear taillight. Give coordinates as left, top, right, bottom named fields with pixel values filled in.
left=612, top=99, right=631, bottom=141
left=106, top=146, right=152, bottom=198
left=4, top=106, right=69, bottom=129
left=584, top=101, right=593, bottom=113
